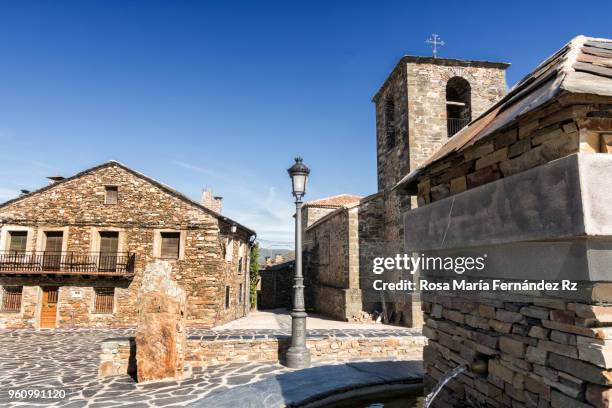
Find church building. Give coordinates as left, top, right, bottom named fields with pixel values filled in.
left=303, top=49, right=509, bottom=326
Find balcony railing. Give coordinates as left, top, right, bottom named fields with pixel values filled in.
left=0, top=251, right=135, bottom=276
left=447, top=117, right=470, bottom=137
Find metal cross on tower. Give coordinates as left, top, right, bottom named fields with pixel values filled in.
left=426, top=34, right=445, bottom=58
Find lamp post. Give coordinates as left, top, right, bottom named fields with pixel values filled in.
left=285, top=157, right=311, bottom=369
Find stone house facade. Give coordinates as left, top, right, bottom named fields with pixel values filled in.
left=400, top=36, right=612, bottom=407
left=0, top=161, right=255, bottom=329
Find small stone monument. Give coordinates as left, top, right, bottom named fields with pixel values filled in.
left=135, top=261, right=188, bottom=382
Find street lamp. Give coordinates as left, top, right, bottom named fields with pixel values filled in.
left=285, top=157, right=311, bottom=369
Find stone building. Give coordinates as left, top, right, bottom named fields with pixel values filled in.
left=258, top=259, right=294, bottom=310
left=303, top=193, right=383, bottom=321
left=0, top=161, right=255, bottom=329
left=399, top=36, right=612, bottom=407
left=303, top=51, right=508, bottom=326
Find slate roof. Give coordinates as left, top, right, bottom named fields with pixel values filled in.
left=0, top=160, right=255, bottom=236
left=395, top=35, right=612, bottom=191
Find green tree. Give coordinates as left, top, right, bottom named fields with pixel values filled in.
left=249, top=243, right=260, bottom=310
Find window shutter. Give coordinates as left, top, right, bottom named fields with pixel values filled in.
left=105, top=186, right=118, bottom=204
left=8, top=231, right=27, bottom=253
left=1, top=286, right=23, bottom=312
left=160, top=232, right=180, bottom=259
left=94, top=288, right=114, bottom=313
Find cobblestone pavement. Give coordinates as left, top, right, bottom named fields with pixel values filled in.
left=0, top=327, right=423, bottom=407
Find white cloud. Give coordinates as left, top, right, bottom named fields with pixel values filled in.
left=171, top=160, right=231, bottom=182
left=224, top=186, right=295, bottom=246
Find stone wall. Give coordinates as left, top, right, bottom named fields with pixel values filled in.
left=373, top=58, right=508, bottom=237
left=414, top=98, right=612, bottom=206
left=404, top=60, right=507, bottom=172
left=99, top=337, right=136, bottom=378
left=303, top=193, right=411, bottom=323
left=258, top=262, right=293, bottom=310
left=304, top=205, right=362, bottom=321
left=99, top=332, right=426, bottom=378
left=301, top=205, right=338, bottom=231
left=0, top=285, right=38, bottom=329
left=404, top=149, right=612, bottom=406
left=0, top=162, right=253, bottom=329
left=422, top=290, right=612, bottom=407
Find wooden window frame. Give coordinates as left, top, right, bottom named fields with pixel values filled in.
left=160, top=232, right=181, bottom=259
left=93, top=287, right=115, bottom=314
left=1, top=286, right=23, bottom=313
left=8, top=231, right=28, bottom=253
left=104, top=186, right=118, bottom=205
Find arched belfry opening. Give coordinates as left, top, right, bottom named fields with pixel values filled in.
left=446, top=77, right=472, bottom=137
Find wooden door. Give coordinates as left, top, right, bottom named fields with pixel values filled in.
left=99, top=232, right=119, bottom=272
left=43, top=231, right=63, bottom=270
left=40, top=287, right=58, bottom=328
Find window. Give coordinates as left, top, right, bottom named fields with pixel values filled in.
left=8, top=231, right=27, bottom=253
left=238, top=257, right=243, bottom=273
left=94, top=288, right=114, bottom=314
left=446, top=77, right=472, bottom=137
left=224, top=238, right=234, bottom=261
left=225, top=286, right=230, bottom=309
left=160, top=232, right=180, bottom=259
left=1, top=286, right=22, bottom=312
left=239, top=283, right=243, bottom=305
left=105, top=186, right=118, bottom=205
left=384, top=98, right=396, bottom=150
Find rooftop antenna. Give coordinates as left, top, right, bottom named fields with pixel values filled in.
left=426, top=34, right=445, bottom=58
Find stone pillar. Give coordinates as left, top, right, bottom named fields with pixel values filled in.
left=135, top=261, right=187, bottom=383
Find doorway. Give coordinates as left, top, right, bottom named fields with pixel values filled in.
left=99, top=231, right=119, bottom=272
left=40, top=287, right=59, bottom=328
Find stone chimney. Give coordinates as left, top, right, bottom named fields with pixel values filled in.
left=201, top=190, right=223, bottom=214
left=46, top=176, right=65, bottom=184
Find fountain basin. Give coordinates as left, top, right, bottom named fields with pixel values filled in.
left=299, top=383, right=424, bottom=407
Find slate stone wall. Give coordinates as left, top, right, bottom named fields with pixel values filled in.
left=406, top=94, right=612, bottom=407
left=258, top=263, right=293, bottom=310
left=303, top=193, right=388, bottom=322
left=99, top=333, right=427, bottom=378
left=414, top=98, right=612, bottom=206
left=422, top=290, right=612, bottom=408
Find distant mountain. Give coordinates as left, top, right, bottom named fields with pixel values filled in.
left=258, top=248, right=294, bottom=264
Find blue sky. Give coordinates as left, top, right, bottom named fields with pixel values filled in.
left=0, top=1, right=610, bottom=247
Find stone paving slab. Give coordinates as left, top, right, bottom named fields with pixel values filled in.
left=186, top=360, right=424, bottom=408
left=0, top=327, right=424, bottom=407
